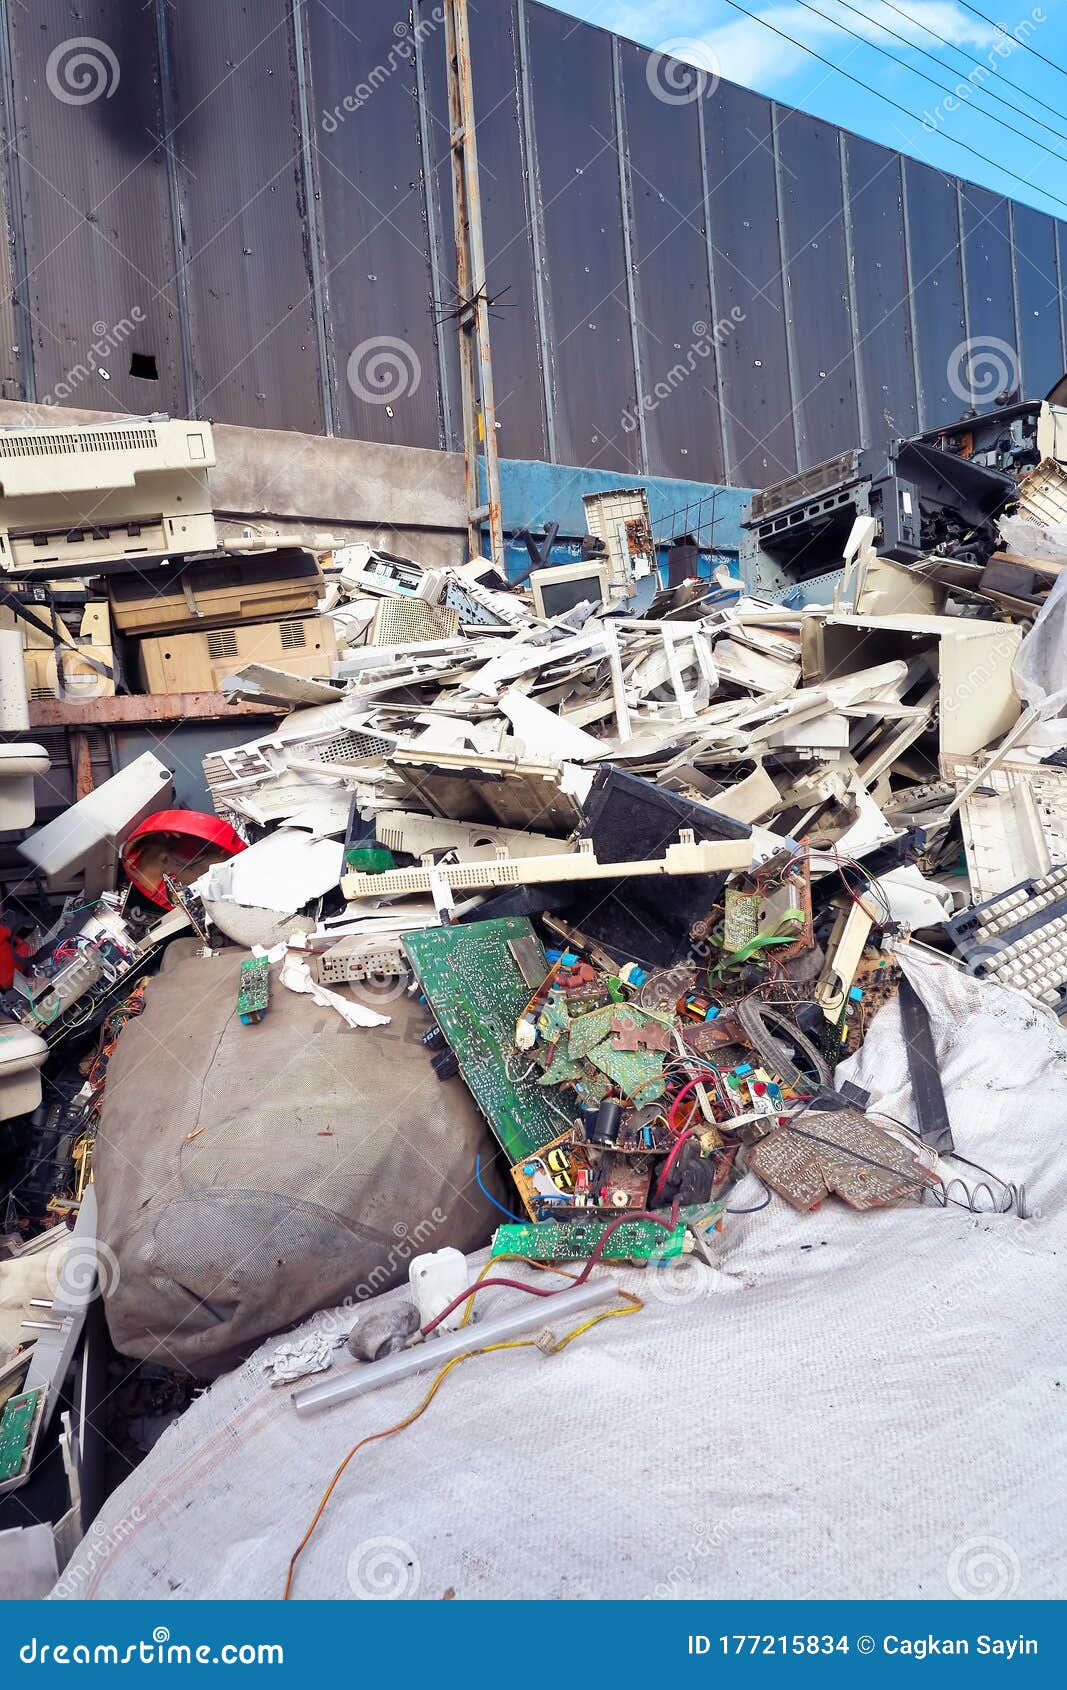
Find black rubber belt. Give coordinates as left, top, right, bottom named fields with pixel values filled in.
left=898, top=975, right=954, bottom=1153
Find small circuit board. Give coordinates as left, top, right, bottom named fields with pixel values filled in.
left=403, top=919, right=569, bottom=1163
left=0, top=1389, right=40, bottom=1482
left=236, top=956, right=270, bottom=1024
left=491, top=1217, right=687, bottom=1262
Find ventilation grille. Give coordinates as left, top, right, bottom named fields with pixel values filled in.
left=0, top=426, right=158, bottom=459
left=369, top=599, right=460, bottom=644
left=279, top=621, right=306, bottom=649
left=207, top=628, right=239, bottom=659
left=313, top=729, right=393, bottom=764
left=29, top=684, right=56, bottom=700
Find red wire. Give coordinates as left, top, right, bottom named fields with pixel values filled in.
left=420, top=1209, right=679, bottom=1336
left=667, top=1072, right=722, bottom=1133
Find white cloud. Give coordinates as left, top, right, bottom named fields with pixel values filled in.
left=590, top=0, right=1000, bottom=91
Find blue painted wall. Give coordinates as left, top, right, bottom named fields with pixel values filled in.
left=487, top=457, right=753, bottom=583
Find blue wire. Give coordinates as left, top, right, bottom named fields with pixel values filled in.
left=475, top=1154, right=517, bottom=1221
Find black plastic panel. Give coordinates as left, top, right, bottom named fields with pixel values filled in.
left=775, top=107, right=858, bottom=468
left=618, top=40, right=723, bottom=483
left=703, top=80, right=796, bottom=486
left=167, top=0, right=322, bottom=432
left=1012, top=202, right=1063, bottom=403
left=7, top=0, right=186, bottom=417
left=844, top=135, right=917, bottom=445
left=419, top=0, right=547, bottom=462
left=524, top=4, right=641, bottom=474
left=903, top=160, right=967, bottom=431
left=304, top=0, right=443, bottom=448
left=960, top=185, right=1019, bottom=414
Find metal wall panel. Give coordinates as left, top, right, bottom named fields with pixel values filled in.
left=6, top=0, right=185, bottom=417
left=843, top=136, right=917, bottom=445
left=902, top=159, right=967, bottom=431
left=618, top=40, right=723, bottom=484
left=960, top=184, right=1019, bottom=413
left=703, top=81, right=796, bottom=486
left=304, top=0, right=444, bottom=449
left=1011, top=202, right=1063, bottom=402
left=775, top=106, right=858, bottom=468
left=0, top=3, right=1062, bottom=488
left=165, top=0, right=323, bottom=433
left=418, top=0, right=548, bottom=462
left=523, top=4, right=641, bottom=474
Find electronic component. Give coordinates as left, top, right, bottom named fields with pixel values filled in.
left=946, top=864, right=1067, bottom=1011
left=741, top=437, right=1015, bottom=600
left=581, top=486, right=654, bottom=596
left=491, top=1217, right=686, bottom=1262
left=528, top=560, right=610, bottom=618
left=510, top=1129, right=591, bottom=1219
left=236, top=956, right=270, bottom=1024
left=342, top=829, right=753, bottom=901
left=402, top=919, right=570, bottom=1164
left=374, top=811, right=566, bottom=864
left=748, top=1108, right=941, bottom=1211
left=0, top=416, right=216, bottom=574
left=0, top=1389, right=41, bottom=1482
left=815, top=904, right=875, bottom=1023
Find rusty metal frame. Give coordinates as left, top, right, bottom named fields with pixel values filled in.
left=442, top=0, right=504, bottom=567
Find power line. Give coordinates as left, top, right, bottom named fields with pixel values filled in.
left=793, top=0, right=1067, bottom=163
left=861, top=0, right=1067, bottom=146
left=952, top=0, right=1067, bottom=83
left=879, top=0, right=1067, bottom=130
left=715, top=0, right=1067, bottom=215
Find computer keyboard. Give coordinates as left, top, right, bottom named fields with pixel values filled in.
left=947, top=863, right=1067, bottom=1011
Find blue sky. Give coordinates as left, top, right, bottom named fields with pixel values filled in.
left=559, top=0, right=1067, bottom=217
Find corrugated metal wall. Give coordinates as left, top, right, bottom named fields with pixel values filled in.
left=0, top=0, right=1061, bottom=488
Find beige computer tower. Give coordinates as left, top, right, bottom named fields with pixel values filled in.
left=137, top=616, right=337, bottom=693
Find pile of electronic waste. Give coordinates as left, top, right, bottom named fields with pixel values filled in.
left=2, top=398, right=1065, bottom=1583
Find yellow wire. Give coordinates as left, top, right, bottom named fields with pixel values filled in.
left=284, top=1294, right=641, bottom=1598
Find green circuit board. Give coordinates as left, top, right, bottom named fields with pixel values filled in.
left=402, top=919, right=566, bottom=1162
left=491, top=1217, right=687, bottom=1262
left=0, top=1389, right=39, bottom=1482
left=236, top=956, right=270, bottom=1024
